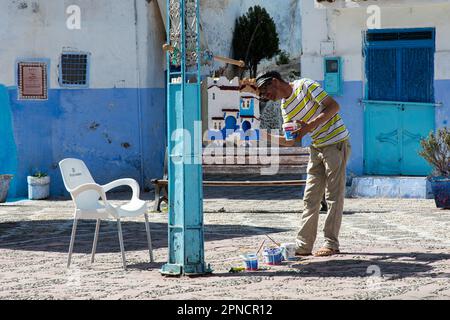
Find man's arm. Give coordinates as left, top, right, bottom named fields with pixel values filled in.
left=293, top=96, right=340, bottom=142
left=260, top=129, right=295, bottom=147
left=262, top=96, right=340, bottom=146
left=306, top=96, right=340, bottom=131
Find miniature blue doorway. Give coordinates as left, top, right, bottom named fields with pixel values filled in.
left=363, top=28, right=436, bottom=176
left=242, top=120, right=251, bottom=132
left=225, top=116, right=237, bottom=131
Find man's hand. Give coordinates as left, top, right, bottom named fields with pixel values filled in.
left=260, top=129, right=295, bottom=147
left=293, top=120, right=314, bottom=141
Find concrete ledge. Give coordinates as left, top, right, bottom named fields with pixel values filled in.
left=350, top=176, right=434, bottom=199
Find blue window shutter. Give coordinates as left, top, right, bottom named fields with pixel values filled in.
left=400, top=47, right=434, bottom=103
left=367, top=48, right=398, bottom=101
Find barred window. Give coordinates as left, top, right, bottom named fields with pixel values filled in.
left=59, top=53, right=89, bottom=87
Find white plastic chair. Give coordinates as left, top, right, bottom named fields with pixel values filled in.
left=59, top=158, right=154, bottom=270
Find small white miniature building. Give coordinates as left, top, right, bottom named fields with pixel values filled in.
left=206, top=76, right=260, bottom=144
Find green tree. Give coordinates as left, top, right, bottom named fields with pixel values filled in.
left=232, top=6, right=280, bottom=78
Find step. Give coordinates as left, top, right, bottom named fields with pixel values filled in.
left=350, top=176, right=433, bottom=199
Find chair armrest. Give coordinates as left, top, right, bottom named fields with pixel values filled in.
left=102, top=178, right=140, bottom=199
left=69, top=183, right=107, bottom=202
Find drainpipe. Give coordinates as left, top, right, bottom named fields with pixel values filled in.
left=155, top=0, right=167, bottom=30
left=134, top=0, right=145, bottom=189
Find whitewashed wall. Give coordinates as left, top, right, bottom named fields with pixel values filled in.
left=0, top=0, right=166, bottom=89
left=301, top=0, right=450, bottom=81
left=200, top=0, right=302, bottom=62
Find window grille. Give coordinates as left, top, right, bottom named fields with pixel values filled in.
left=59, top=53, right=89, bottom=87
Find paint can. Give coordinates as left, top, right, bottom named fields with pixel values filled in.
left=263, top=248, right=283, bottom=265
left=280, top=243, right=297, bottom=261
left=241, top=253, right=258, bottom=271
left=283, top=122, right=298, bottom=141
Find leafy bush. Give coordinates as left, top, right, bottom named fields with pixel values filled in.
left=419, top=127, right=450, bottom=177
left=32, top=171, right=48, bottom=178
left=276, top=51, right=290, bottom=65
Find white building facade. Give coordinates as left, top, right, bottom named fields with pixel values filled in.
left=0, top=0, right=166, bottom=197
left=301, top=0, right=450, bottom=178
left=206, top=77, right=260, bottom=144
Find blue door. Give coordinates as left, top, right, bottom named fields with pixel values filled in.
left=364, top=103, right=401, bottom=175
left=364, top=28, right=435, bottom=176
left=401, top=104, right=436, bottom=175
left=224, top=115, right=237, bottom=133
left=242, top=120, right=251, bottom=132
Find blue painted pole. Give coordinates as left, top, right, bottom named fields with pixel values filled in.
left=161, top=0, right=211, bottom=276
left=0, top=85, right=18, bottom=199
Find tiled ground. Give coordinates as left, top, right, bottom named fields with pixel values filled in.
left=0, top=187, right=449, bottom=300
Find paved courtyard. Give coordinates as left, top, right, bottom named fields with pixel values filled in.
left=0, top=186, right=449, bottom=300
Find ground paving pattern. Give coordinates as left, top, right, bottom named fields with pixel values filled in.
left=1, top=186, right=449, bottom=300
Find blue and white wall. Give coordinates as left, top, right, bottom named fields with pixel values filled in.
left=0, top=0, right=166, bottom=198
left=301, top=0, right=450, bottom=176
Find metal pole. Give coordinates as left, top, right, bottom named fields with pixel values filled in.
left=161, top=0, right=211, bottom=276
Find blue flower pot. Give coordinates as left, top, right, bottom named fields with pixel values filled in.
left=430, top=177, right=450, bottom=209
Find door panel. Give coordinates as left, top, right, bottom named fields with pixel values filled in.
left=401, top=104, right=434, bottom=175
left=365, top=103, right=401, bottom=175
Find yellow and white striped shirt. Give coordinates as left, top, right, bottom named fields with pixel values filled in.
left=281, top=78, right=350, bottom=148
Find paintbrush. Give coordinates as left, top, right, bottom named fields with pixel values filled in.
left=265, top=234, right=281, bottom=247
left=256, top=239, right=266, bottom=255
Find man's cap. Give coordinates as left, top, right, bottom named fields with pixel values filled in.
left=256, top=71, right=283, bottom=88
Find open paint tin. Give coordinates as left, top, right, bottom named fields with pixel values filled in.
left=241, top=253, right=259, bottom=271
left=263, top=248, right=283, bottom=265
left=280, top=243, right=297, bottom=261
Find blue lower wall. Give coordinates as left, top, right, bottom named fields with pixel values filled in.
left=434, top=80, right=450, bottom=129
left=3, top=87, right=166, bottom=198
left=2, top=79, right=449, bottom=199
left=332, top=81, right=365, bottom=176
left=303, top=81, right=365, bottom=176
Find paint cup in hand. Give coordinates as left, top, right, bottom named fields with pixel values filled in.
left=283, top=122, right=298, bottom=141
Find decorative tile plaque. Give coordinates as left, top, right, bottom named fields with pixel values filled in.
left=18, top=62, right=48, bottom=100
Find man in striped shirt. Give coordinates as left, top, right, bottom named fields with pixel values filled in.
left=257, top=71, right=351, bottom=257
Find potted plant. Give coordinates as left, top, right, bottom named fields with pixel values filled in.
left=27, top=171, right=50, bottom=200
left=0, top=174, right=14, bottom=203
left=419, top=128, right=450, bottom=209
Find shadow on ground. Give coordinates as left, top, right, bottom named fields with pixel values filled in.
left=203, top=186, right=304, bottom=201
left=212, top=252, right=450, bottom=278
left=0, top=220, right=287, bottom=254
left=350, top=252, right=450, bottom=264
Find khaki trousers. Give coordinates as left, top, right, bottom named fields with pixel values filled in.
left=296, top=140, right=351, bottom=254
